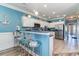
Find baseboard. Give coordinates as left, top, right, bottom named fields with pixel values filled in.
left=0, top=46, right=18, bottom=55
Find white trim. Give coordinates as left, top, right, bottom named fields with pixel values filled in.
left=49, top=36, right=53, bottom=56
left=0, top=3, right=46, bottom=21
left=0, top=3, right=26, bottom=13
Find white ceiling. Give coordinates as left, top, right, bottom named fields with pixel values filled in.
left=8, top=3, right=77, bottom=19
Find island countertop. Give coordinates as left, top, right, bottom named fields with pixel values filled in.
left=21, top=31, right=54, bottom=35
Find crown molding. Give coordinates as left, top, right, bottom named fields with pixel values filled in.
left=0, top=3, right=47, bottom=21
left=0, top=3, right=27, bottom=13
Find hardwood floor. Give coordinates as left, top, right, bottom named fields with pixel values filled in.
left=53, top=39, right=79, bottom=56
left=1, top=39, right=79, bottom=56
left=0, top=47, right=32, bottom=56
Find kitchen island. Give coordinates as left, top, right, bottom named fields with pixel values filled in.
left=18, top=31, right=55, bottom=56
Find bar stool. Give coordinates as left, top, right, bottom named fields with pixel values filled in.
left=29, top=40, right=39, bottom=56
left=19, top=39, right=28, bottom=56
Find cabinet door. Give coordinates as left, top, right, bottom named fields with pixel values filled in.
left=22, top=16, right=34, bottom=27
left=49, top=23, right=55, bottom=28
left=29, top=18, right=34, bottom=27
left=34, top=20, right=49, bottom=27
left=41, top=21, right=48, bottom=27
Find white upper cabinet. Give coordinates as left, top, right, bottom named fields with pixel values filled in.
left=41, top=21, right=49, bottom=27
left=49, top=23, right=56, bottom=28
left=34, top=19, right=49, bottom=27
left=49, top=21, right=64, bottom=28
left=22, top=16, right=34, bottom=27
left=22, top=16, right=49, bottom=27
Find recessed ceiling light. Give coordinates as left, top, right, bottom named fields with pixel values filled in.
left=44, top=4, right=47, bottom=8
left=33, top=9, right=36, bottom=12
left=34, top=11, right=38, bottom=16
left=52, top=12, right=56, bottom=14
left=43, top=14, right=45, bottom=16
left=63, top=14, right=66, bottom=17
left=33, top=9, right=39, bottom=16
left=28, top=15, right=31, bottom=18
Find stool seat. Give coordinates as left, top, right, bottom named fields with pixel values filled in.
left=29, top=40, right=39, bottom=48
left=19, top=39, right=28, bottom=45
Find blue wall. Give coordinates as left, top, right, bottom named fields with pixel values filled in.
left=0, top=5, right=24, bottom=32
